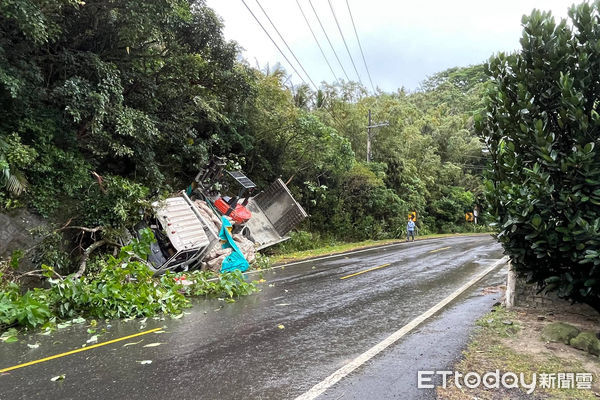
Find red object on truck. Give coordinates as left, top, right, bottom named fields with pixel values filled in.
left=214, top=197, right=252, bottom=224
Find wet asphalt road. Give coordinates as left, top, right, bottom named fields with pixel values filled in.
left=0, top=235, right=505, bottom=400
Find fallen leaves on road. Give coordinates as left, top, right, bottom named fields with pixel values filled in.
left=86, top=335, right=98, bottom=344
left=277, top=324, right=285, bottom=330
left=123, top=339, right=144, bottom=347
left=0, top=329, right=18, bottom=343
left=39, top=328, right=53, bottom=336
left=50, top=375, right=65, bottom=382
left=27, top=343, right=40, bottom=349
left=479, top=285, right=506, bottom=295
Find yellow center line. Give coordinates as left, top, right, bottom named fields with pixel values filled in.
left=0, top=327, right=162, bottom=373
left=429, top=246, right=451, bottom=254
left=340, top=263, right=391, bottom=280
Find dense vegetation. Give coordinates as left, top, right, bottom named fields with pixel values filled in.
left=1, top=0, right=487, bottom=265
left=0, top=0, right=489, bottom=330
left=479, top=2, right=600, bottom=310
left=0, top=229, right=256, bottom=333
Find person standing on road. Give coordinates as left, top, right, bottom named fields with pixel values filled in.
left=407, top=219, right=416, bottom=242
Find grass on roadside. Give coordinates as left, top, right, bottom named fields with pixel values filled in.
left=437, top=306, right=599, bottom=400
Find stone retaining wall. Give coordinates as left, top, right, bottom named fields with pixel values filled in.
left=505, top=265, right=562, bottom=308
left=0, top=209, right=46, bottom=268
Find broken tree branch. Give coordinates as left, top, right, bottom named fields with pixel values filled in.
left=59, top=226, right=103, bottom=233
left=17, top=268, right=64, bottom=281
left=73, top=239, right=107, bottom=278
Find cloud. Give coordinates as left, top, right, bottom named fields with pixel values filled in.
left=207, top=0, right=574, bottom=92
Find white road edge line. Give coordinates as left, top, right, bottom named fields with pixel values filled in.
left=294, top=256, right=509, bottom=400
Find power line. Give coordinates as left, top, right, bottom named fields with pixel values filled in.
left=240, top=0, right=310, bottom=89
left=296, top=0, right=339, bottom=84
left=345, top=0, right=375, bottom=93
left=307, top=0, right=351, bottom=83
left=253, top=0, right=318, bottom=91
left=327, top=0, right=363, bottom=85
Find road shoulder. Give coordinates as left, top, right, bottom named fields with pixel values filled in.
left=437, top=301, right=600, bottom=399
left=316, top=268, right=508, bottom=400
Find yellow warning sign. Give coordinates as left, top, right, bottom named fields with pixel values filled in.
left=465, top=212, right=474, bottom=222
left=408, top=212, right=417, bottom=221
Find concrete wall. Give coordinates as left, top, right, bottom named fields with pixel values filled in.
left=0, top=209, right=46, bottom=268
left=505, top=265, right=562, bottom=309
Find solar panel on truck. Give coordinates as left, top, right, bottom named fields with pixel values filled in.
left=226, top=170, right=256, bottom=189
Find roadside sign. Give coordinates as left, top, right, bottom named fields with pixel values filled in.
left=465, top=212, right=474, bottom=222
left=408, top=212, right=417, bottom=221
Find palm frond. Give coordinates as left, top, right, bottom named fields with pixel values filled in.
left=2, top=170, right=27, bottom=196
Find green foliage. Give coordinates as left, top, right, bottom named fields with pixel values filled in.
left=0, top=280, right=52, bottom=329
left=304, top=163, right=407, bottom=241
left=0, top=229, right=256, bottom=331
left=266, top=230, right=337, bottom=254
left=29, top=229, right=71, bottom=274
left=9, top=250, right=23, bottom=270
left=80, top=175, right=149, bottom=228
left=25, top=133, right=92, bottom=217
left=1, top=0, right=252, bottom=221
left=478, top=2, right=600, bottom=309
left=252, top=253, right=273, bottom=270
left=425, top=186, right=475, bottom=231
left=1, top=0, right=489, bottom=280
left=184, top=269, right=256, bottom=299
left=0, top=133, right=36, bottom=196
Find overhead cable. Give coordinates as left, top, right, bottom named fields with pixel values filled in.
left=296, top=0, right=339, bottom=84
left=327, top=0, right=363, bottom=85
left=253, top=0, right=318, bottom=91
left=307, top=0, right=351, bottom=83
left=240, top=0, right=310, bottom=88
left=345, top=0, right=375, bottom=93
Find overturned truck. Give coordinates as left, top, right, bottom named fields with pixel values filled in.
left=143, top=168, right=307, bottom=274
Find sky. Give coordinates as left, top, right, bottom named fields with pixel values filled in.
left=205, top=0, right=577, bottom=93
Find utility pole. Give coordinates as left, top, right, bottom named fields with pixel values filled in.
left=367, top=109, right=371, bottom=163
left=366, top=109, right=389, bottom=162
